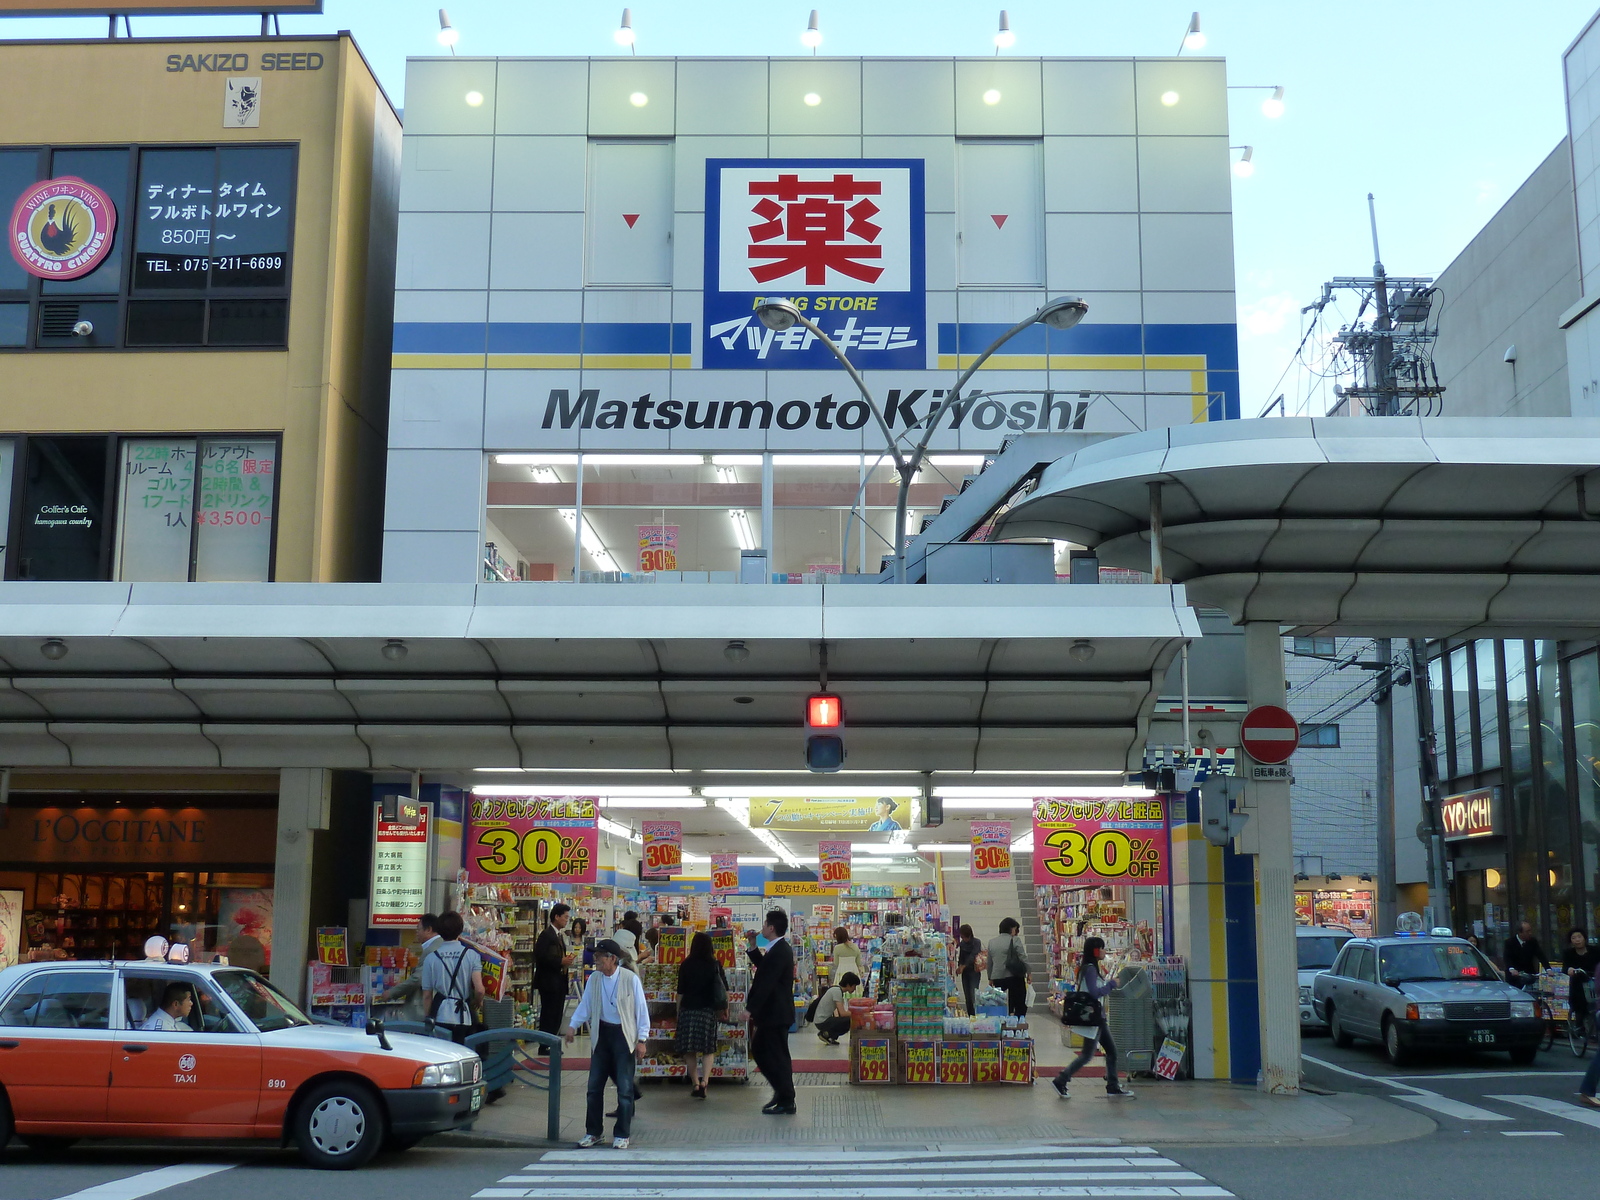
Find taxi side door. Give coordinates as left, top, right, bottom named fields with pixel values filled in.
left=0, top=968, right=114, bottom=1131
left=108, top=969, right=262, bottom=1134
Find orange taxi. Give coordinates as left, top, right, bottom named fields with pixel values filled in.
left=0, top=960, right=485, bottom=1168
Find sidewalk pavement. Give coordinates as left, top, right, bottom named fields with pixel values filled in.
left=441, top=1070, right=1432, bottom=1150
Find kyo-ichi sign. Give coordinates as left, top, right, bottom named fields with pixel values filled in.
left=703, top=159, right=925, bottom=370
left=1031, top=797, right=1170, bottom=887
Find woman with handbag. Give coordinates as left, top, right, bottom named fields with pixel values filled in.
left=1052, top=935, right=1135, bottom=1099
left=987, top=918, right=1031, bottom=1018
left=675, top=931, right=728, bottom=1099
left=957, top=924, right=985, bottom=1016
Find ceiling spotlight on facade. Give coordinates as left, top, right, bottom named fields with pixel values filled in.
left=436, top=7, right=459, bottom=50
left=725, top=640, right=751, bottom=663
left=804, top=92, right=822, bottom=107
left=382, top=639, right=409, bottom=662
left=1160, top=90, right=1180, bottom=107
left=1069, top=640, right=1095, bottom=662
left=1181, top=12, right=1206, bottom=52
left=801, top=10, right=822, bottom=50
left=628, top=91, right=648, bottom=108
left=39, top=639, right=67, bottom=661
left=993, top=10, right=1015, bottom=51
left=1262, top=85, right=1285, bottom=118
left=614, top=7, right=636, bottom=49
left=982, top=88, right=1002, bottom=106
left=464, top=90, right=484, bottom=107
left=1231, top=146, right=1255, bottom=178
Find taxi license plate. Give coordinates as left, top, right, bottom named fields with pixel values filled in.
left=470, top=1086, right=484, bottom=1112
left=1469, top=1029, right=1496, bottom=1045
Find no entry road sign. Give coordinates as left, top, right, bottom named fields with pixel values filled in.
left=1240, top=705, right=1299, bottom=765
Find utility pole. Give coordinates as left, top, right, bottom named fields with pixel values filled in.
left=1368, top=196, right=1399, bottom=934
left=1408, top=639, right=1450, bottom=923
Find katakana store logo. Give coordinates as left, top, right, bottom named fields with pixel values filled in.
left=703, top=159, right=925, bottom=370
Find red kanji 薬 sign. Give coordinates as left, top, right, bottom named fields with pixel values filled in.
left=746, top=172, right=884, bottom=285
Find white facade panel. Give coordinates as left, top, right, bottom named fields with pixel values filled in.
left=402, top=59, right=497, bottom=136
left=954, top=59, right=1043, bottom=137
left=1140, top=213, right=1236, bottom=292
left=863, top=59, right=955, bottom=136
left=400, top=136, right=493, bottom=212
left=956, top=141, right=1044, bottom=287
left=490, top=211, right=585, bottom=290
left=588, top=60, right=676, bottom=137
left=770, top=59, right=862, bottom=136
left=1137, top=136, right=1231, bottom=213
left=390, top=370, right=487, bottom=449
left=396, top=211, right=490, bottom=290
left=1046, top=213, right=1141, bottom=293
left=493, top=137, right=587, bottom=212
left=1041, top=60, right=1137, bottom=135
left=1044, top=137, right=1139, bottom=213
left=674, top=59, right=769, bottom=137
left=495, top=60, right=589, bottom=135
left=585, top=140, right=674, bottom=287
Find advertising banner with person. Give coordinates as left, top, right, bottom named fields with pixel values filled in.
left=643, top=820, right=683, bottom=876
left=969, top=820, right=1013, bottom=881
left=710, top=853, right=740, bottom=892
left=819, top=840, right=852, bottom=888
left=750, top=794, right=911, bottom=831
left=465, top=795, right=598, bottom=884
left=1031, top=797, right=1169, bottom=887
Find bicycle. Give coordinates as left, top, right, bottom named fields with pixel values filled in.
left=1567, top=971, right=1594, bottom=1058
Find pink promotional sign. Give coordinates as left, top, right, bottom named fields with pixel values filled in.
left=818, top=840, right=851, bottom=888
left=1031, top=797, right=1169, bottom=887
left=466, top=795, right=598, bottom=884
left=643, top=820, right=683, bottom=876
left=710, top=853, right=739, bottom=892
left=969, top=820, right=1013, bottom=881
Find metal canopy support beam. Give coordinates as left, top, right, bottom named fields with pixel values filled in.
left=1244, top=621, right=1300, bottom=1094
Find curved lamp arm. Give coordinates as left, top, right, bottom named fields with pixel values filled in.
left=788, top=312, right=906, bottom=475
left=892, top=298, right=1087, bottom=583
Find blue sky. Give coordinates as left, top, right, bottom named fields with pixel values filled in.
left=6, top=0, right=1597, bottom=414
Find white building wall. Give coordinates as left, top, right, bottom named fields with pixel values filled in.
left=1284, top=636, right=1378, bottom=877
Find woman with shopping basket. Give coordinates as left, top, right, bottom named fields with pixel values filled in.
left=1052, top=935, right=1136, bottom=1100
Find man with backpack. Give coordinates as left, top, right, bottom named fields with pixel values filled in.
left=420, top=910, right=485, bottom=1045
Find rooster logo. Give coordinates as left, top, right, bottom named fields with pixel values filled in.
left=36, top=201, right=80, bottom=257
left=10, top=178, right=115, bottom=281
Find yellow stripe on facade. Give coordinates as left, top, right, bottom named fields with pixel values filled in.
left=1191, top=371, right=1209, bottom=422
left=391, top=353, right=486, bottom=369
left=485, top=354, right=582, bottom=369
left=934, top=353, right=1202, bottom=372
left=579, top=354, right=692, bottom=369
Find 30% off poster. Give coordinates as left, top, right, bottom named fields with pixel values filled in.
left=466, top=796, right=598, bottom=884
left=1030, top=797, right=1170, bottom=886
left=818, top=839, right=852, bottom=888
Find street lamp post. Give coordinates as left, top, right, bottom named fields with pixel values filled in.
left=754, top=296, right=1089, bottom=583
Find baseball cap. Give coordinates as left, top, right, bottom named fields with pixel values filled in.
left=593, top=938, right=625, bottom=959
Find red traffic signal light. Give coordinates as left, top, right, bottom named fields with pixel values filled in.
left=806, top=693, right=842, bottom=728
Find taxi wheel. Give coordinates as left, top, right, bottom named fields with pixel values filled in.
left=1382, top=1017, right=1411, bottom=1067
left=1328, top=1007, right=1354, bottom=1049
left=293, top=1081, right=385, bottom=1170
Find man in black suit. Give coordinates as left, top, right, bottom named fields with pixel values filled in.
left=746, top=908, right=797, bottom=1115
left=533, top=902, right=577, bottom=1053
left=1504, top=921, right=1546, bottom=981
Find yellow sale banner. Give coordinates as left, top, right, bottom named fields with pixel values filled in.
left=1031, top=797, right=1169, bottom=886
left=819, top=840, right=852, bottom=888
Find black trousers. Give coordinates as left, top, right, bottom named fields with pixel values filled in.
left=997, top=975, right=1028, bottom=1017
left=816, top=1014, right=850, bottom=1039
left=751, top=1021, right=794, bottom=1104
left=536, top=981, right=566, bottom=1051
left=961, top=971, right=978, bottom=1016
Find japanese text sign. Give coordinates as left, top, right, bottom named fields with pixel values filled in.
left=1031, top=797, right=1170, bottom=887
left=969, top=821, right=1013, bottom=881
left=711, top=853, right=740, bottom=892
left=656, top=927, right=687, bottom=965
left=819, top=840, right=851, bottom=888
left=902, top=1040, right=936, bottom=1084
left=643, top=820, right=683, bottom=877
left=703, top=159, right=925, bottom=370
left=636, top=524, right=678, bottom=573
left=369, top=800, right=432, bottom=928
left=466, top=795, right=598, bottom=884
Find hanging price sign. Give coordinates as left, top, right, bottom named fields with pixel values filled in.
left=643, top=820, right=683, bottom=876
left=466, top=795, right=597, bottom=884
left=1031, top=797, right=1169, bottom=886
left=711, top=853, right=740, bottom=892
left=969, top=820, right=1012, bottom=880
left=819, top=840, right=852, bottom=888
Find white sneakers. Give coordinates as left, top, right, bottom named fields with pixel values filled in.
left=613, top=1136, right=631, bottom=1149
left=577, top=1133, right=632, bottom=1149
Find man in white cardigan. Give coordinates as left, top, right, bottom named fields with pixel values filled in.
left=563, top=937, right=650, bottom=1149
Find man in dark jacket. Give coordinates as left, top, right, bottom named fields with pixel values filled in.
left=746, top=909, right=797, bottom=1115
left=1504, top=921, right=1546, bottom=981
left=533, top=903, right=576, bottom=1052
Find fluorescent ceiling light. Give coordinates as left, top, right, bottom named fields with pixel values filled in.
left=592, top=786, right=695, bottom=797
left=495, top=454, right=578, bottom=465
left=584, top=454, right=704, bottom=466
left=704, top=786, right=919, bottom=798
left=730, top=509, right=758, bottom=552
left=715, top=464, right=740, bottom=484
left=600, top=798, right=707, bottom=809
left=711, top=454, right=764, bottom=466
left=926, top=456, right=987, bottom=467
left=940, top=800, right=1035, bottom=810
left=854, top=858, right=897, bottom=866
left=936, top=786, right=1156, bottom=799
left=598, top=817, right=643, bottom=842
left=965, top=770, right=1126, bottom=776
left=772, top=454, right=864, bottom=466
left=559, top=508, right=618, bottom=573
left=473, top=768, right=525, bottom=773
left=911, top=844, right=971, bottom=854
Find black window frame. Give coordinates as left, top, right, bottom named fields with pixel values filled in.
left=1, top=432, right=281, bottom=581
left=0, top=142, right=297, bottom=353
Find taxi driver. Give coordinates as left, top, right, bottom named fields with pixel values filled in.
left=141, top=982, right=194, bottom=1032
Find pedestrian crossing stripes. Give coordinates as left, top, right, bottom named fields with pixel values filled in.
left=472, top=1144, right=1236, bottom=1198
left=1391, top=1091, right=1600, bottom=1127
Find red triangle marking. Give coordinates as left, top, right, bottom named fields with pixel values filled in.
left=991, top=214, right=1008, bottom=229
left=623, top=213, right=640, bottom=228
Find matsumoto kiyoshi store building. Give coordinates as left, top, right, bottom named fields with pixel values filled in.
left=363, top=51, right=1269, bottom=1087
